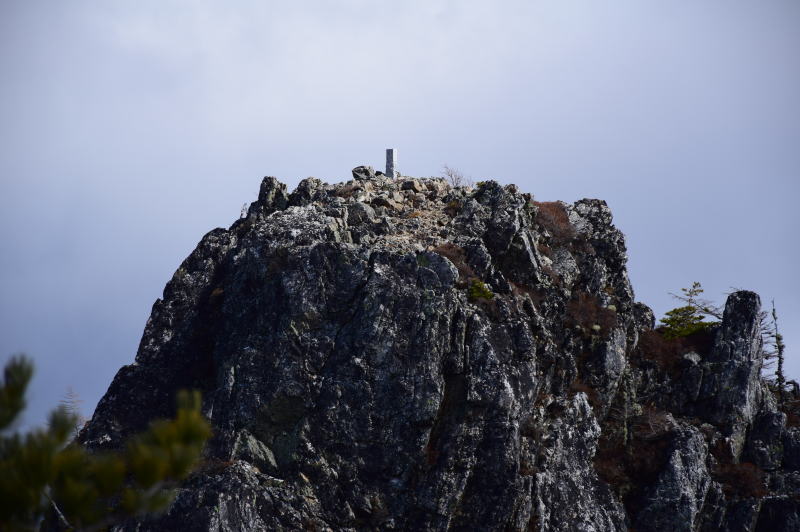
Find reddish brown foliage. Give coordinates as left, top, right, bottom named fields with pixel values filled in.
left=432, top=242, right=476, bottom=281
left=518, top=458, right=537, bottom=477
left=534, top=201, right=575, bottom=242
left=191, top=458, right=236, bottom=478
left=629, top=408, right=675, bottom=441
left=510, top=282, right=549, bottom=310
left=772, top=383, right=800, bottom=427
left=594, top=407, right=676, bottom=516
left=541, top=264, right=562, bottom=286
left=567, top=292, right=617, bottom=334
left=636, top=328, right=715, bottom=376
left=537, top=243, right=552, bottom=257
left=636, top=330, right=685, bottom=375
left=785, top=400, right=800, bottom=428
left=713, top=462, right=768, bottom=498
left=569, top=378, right=600, bottom=409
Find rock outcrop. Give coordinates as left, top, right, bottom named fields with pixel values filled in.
left=79, top=171, right=800, bottom=531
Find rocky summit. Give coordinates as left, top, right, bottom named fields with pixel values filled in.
left=80, top=168, right=800, bottom=531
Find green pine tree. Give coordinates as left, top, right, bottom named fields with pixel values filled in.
left=0, top=355, right=211, bottom=531
left=659, top=282, right=719, bottom=339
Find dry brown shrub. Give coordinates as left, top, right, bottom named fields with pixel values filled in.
left=534, top=201, right=576, bottom=242
left=441, top=165, right=474, bottom=188
left=335, top=183, right=359, bottom=198
left=473, top=294, right=501, bottom=320
left=594, top=408, right=674, bottom=515
left=518, top=458, right=537, bottom=477
left=567, top=292, right=617, bottom=334
left=593, top=452, right=627, bottom=491
left=432, top=242, right=476, bottom=281
left=630, top=407, right=675, bottom=441
left=444, top=200, right=462, bottom=217
left=636, top=328, right=715, bottom=376
left=624, top=437, right=673, bottom=487
left=636, top=331, right=685, bottom=375
left=569, top=378, right=599, bottom=409
left=510, top=282, right=547, bottom=307
left=680, top=327, right=716, bottom=353
left=541, top=264, right=562, bottom=287
left=713, top=462, right=768, bottom=498
left=537, top=243, right=552, bottom=257
left=209, top=287, right=224, bottom=299
left=778, top=396, right=800, bottom=428
left=190, top=457, right=236, bottom=478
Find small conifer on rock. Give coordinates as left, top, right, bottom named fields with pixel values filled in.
left=659, top=282, right=720, bottom=339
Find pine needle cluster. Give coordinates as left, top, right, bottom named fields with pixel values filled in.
left=0, top=355, right=211, bottom=531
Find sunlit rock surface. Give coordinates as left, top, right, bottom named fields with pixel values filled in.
left=80, top=172, right=800, bottom=531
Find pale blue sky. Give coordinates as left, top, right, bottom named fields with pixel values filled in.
left=1, top=1, right=798, bottom=428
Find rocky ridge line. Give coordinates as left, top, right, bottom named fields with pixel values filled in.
left=79, top=166, right=800, bottom=531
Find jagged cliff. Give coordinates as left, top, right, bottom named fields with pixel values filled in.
left=80, top=167, right=800, bottom=531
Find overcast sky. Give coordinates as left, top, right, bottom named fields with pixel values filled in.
left=1, top=1, right=798, bottom=429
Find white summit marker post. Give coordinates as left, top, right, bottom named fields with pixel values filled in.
left=386, top=148, right=398, bottom=178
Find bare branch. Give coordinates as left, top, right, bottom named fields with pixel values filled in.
left=441, top=165, right=474, bottom=188
left=668, top=282, right=723, bottom=320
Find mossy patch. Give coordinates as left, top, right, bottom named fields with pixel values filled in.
left=468, top=280, right=494, bottom=302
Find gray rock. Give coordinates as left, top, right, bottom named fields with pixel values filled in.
left=246, top=176, right=289, bottom=218
left=351, top=166, right=377, bottom=180
left=745, top=412, right=786, bottom=471
left=533, top=394, right=627, bottom=531
left=346, top=202, right=375, bottom=225
left=634, top=428, right=710, bottom=531
left=77, top=173, right=799, bottom=531
left=400, top=179, right=423, bottom=193
left=696, top=291, right=765, bottom=459
left=232, top=430, right=279, bottom=474
left=289, top=177, right=325, bottom=207
left=370, top=195, right=403, bottom=211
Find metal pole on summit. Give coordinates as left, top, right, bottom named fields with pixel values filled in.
left=386, top=148, right=398, bottom=178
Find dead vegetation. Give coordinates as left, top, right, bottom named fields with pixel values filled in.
left=441, top=165, right=474, bottom=188
left=712, top=462, right=768, bottom=499
left=594, top=406, right=677, bottom=516
left=534, top=201, right=575, bottom=243
left=635, top=328, right=715, bottom=376
left=432, top=242, right=476, bottom=282
left=566, top=292, right=617, bottom=335
left=510, top=281, right=547, bottom=308
left=569, top=378, right=600, bottom=409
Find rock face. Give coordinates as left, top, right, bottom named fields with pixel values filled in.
left=80, top=171, right=800, bottom=531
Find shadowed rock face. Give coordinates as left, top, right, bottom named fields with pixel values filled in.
left=80, top=173, right=799, bottom=531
